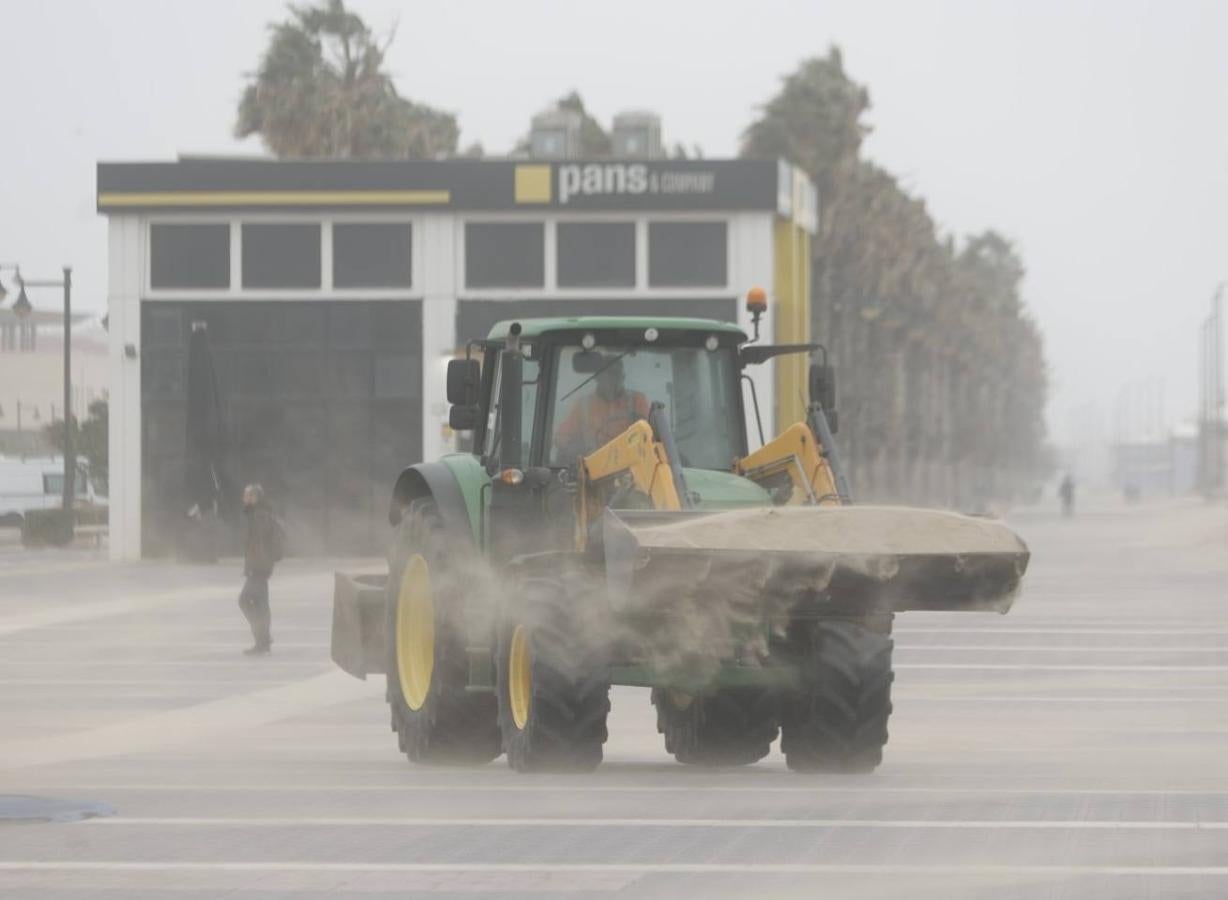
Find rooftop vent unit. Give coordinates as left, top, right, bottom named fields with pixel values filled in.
left=529, top=109, right=583, bottom=160
left=612, top=111, right=663, bottom=159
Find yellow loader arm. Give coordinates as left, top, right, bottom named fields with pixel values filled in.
left=735, top=422, right=842, bottom=507
left=576, top=418, right=682, bottom=548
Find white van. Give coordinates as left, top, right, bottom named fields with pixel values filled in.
left=0, top=456, right=106, bottom=527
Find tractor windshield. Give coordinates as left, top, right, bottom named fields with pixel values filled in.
left=547, top=344, right=743, bottom=469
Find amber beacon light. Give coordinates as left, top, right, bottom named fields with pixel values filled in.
left=746, top=286, right=768, bottom=341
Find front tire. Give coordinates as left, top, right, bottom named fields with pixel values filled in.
left=781, top=620, right=894, bottom=773
left=653, top=687, right=779, bottom=766
left=385, top=498, right=500, bottom=765
left=497, top=577, right=611, bottom=772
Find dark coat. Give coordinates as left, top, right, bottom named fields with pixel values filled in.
left=244, top=503, right=279, bottom=577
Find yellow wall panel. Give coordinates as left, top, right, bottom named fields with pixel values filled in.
left=773, top=220, right=811, bottom=428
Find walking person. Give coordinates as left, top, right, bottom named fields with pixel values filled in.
left=1059, top=473, right=1076, bottom=518
left=239, top=484, right=283, bottom=655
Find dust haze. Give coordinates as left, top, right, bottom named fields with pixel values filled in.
left=2, top=1, right=1228, bottom=898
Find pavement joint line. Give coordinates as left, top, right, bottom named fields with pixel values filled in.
left=0, top=560, right=113, bottom=578
left=5, top=688, right=1224, bottom=703
left=25, top=785, right=1228, bottom=796
left=7, top=663, right=1228, bottom=672
left=0, top=572, right=325, bottom=638
left=0, top=670, right=380, bottom=770
left=2, top=862, right=1228, bottom=876
left=79, top=817, right=1228, bottom=829
left=6, top=643, right=1226, bottom=653
left=0, top=642, right=329, bottom=649
left=896, top=628, right=1228, bottom=635
left=0, top=679, right=307, bottom=686
left=895, top=664, right=1228, bottom=671
left=0, top=662, right=336, bottom=668
left=892, top=695, right=1228, bottom=702
left=17, top=625, right=333, bottom=632
left=894, top=645, right=1228, bottom=652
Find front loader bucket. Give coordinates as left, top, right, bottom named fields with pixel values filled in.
left=602, top=505, right=1029, bottom=615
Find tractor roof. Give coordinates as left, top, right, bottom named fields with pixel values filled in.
left=486, top=316, right=747, bottom=341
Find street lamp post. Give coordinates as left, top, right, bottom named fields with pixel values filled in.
left=1, top=264, right=75, bottom=520
left=1201, top=285, right=1225, bottom=497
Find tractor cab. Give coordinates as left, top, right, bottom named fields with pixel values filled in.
left=448, top=317, right=752, bottom=476
left=445, top=317, right=805, bottom=561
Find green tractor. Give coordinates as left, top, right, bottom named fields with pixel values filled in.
left=331, top=312, right=1029, bottom=772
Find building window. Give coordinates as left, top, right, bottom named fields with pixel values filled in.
left=150, top=223, right=230, bottom=289
left=333, top=223, right=413, bottom=289
left=648, top=221, right=727, bottom=287
left=557, top=222, right=635, bottom=288
left=241, top=223, right=322, bottom=289
left=465, top=223, right=544, bottom=289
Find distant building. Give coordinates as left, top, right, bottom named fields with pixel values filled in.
left=1110, top=425, right=1199, bottom=497
left=0, top=308, right=108, bottom=451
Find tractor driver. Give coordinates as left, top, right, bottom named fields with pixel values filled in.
left=554, top=355, right=651, bottom=461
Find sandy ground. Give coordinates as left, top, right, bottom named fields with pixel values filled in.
left=0, top=496, right=1226, bottom=898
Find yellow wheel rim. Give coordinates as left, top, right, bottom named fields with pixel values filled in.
left=395, top=555, right=433, bottom=711
left=508, top=625, right=532, bottom=730
left=667, top=690, right=694, bottom=711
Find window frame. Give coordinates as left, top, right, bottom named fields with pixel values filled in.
left=555, top=220, right=637, bottom=289
left=148, top=222, right=232, bottom=291
left=455, top=212, right=735, bottom=301
left=331, top=221, right=415, bottom=290
left=646, top=219, right=730, bottom=289
left=143, top=213, right=422, bottom=300
left=239, top=221, right=325, bottom=291
left=462, top=220, right=548, bottom=291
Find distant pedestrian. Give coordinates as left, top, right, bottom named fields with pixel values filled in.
left=239, top=484, right=284, bottom=655
left=1059, top=474, right=1076, bottom=518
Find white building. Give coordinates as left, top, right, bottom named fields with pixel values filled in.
left=97, top=156, right=817, bottom=560
left=0, top=308, right=108, bottom=446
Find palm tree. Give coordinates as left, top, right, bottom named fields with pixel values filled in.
left=236, top=0, right=458, bottom=159
left=742, top=51, right=1049, bottom=506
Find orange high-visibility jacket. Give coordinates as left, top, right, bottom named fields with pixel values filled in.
left=556, top=390, right=651, bottom=456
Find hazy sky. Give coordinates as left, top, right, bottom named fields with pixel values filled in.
left=1, top=0, right=1225, bottom=444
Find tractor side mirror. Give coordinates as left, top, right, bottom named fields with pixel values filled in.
left=809, top=361, right=837, bottom=412
left=448, top=404, right=479, bottom=431
left=447, top=359, right=481, bottom=432
left=446, top=358, right=480, bottom=405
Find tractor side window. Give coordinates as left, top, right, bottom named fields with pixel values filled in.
left=482, top=352, right=540, bottom=464
left=483, top=359, right=502, bottom=458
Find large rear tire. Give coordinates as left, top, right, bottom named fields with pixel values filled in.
left=653, top=687, right=778, bottom=766
left=385, top=498, right=501, bottom=766
left=781, top=620, right=894, bottom=773
left=497, top=576, right=611, bottom=773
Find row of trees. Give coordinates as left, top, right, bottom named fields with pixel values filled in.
left=237, top=4, right=1049, bottom=507
left=743, top=50, right=1048, bottom=506
left=234, top=4, right=699, bottom=162
left=43, top=399, right=109, bottom=493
